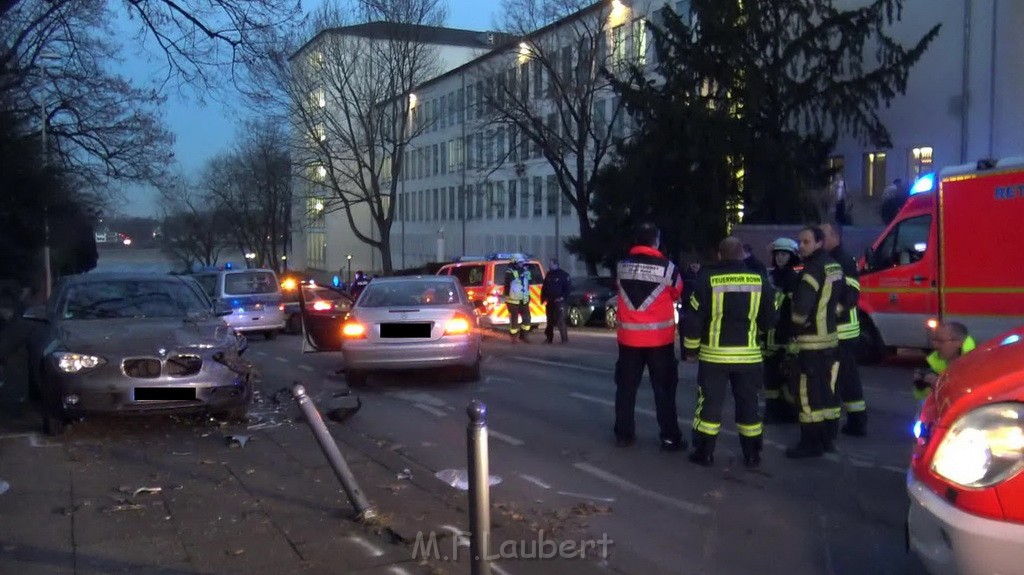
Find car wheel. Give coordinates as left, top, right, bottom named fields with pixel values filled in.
left=286, top=314, right=302, bottom=334
left=856, top=315, right=889, bottom=365
left=567, top=306, right=583, bottom=327
left=346, top=369, right=368, bottom=386
left=264, top=330, right=278, bottom=341
left=604, top=306, right=617, bottom=329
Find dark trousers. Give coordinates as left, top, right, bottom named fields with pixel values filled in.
left=836, top=338, right=866, bottom=413
left=795, top=348, right=838, bottom=424
left=694, top=362, right=763, bottom=439
left=508, top=302, right=531, bottom=337
left=614, top=344, right=682, bottom=442
left=763, top=351, right=786, bottom=401
left=544, top=301, right=568, bottom=342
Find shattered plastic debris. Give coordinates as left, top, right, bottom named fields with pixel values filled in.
left=103, top=503, right=144, bottom=513
left=132, top=487, right=162, bottom=497
left=0, top=480, right=9, bottom=496
left=434, top=469, right=502, bottom=491
left=271, top=387, right=290, bottom=405
left=396, top=469, right=413, bottom=480
left=226, top=435, right=250, bottom=448
left=247, top=420, right=284, bottom=431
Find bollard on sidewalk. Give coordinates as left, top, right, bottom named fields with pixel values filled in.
left=291, top=383, right=375, bottom=520
left=467, top=400, right=492, bottom=575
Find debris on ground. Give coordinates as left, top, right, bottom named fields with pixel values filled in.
left=103, top=503, right=145, bottom=514
left=434, top=469, right=502, bottom=491
left=129, top=487, right=162, bottom=497
left=226, top=435, right=250, bottom=448
left=396, top=469, right=413, bottom=480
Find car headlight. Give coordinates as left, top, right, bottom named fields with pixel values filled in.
left=53, top=352, right=106, bottom=373
left=931, top=403, right=1024, bottom=488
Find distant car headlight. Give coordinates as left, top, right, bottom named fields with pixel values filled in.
left=931, top=403, right=1024, bottom=488
left=53, top=352, right=106, bottom=373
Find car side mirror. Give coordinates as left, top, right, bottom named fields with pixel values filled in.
left=214, top=301, right=233, bottom=317
left=22, top=305, right=48, bottom=323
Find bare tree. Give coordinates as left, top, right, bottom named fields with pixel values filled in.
left=202, top=119, right=293, bottom=273
left=158, top=174, right=227, bottom=271
left=478, top=0, right=630, bottom=274
left=278, top=0, right=448, bottom=274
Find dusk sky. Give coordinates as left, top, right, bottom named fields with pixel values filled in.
left=116, top=0, right=500, bottom=217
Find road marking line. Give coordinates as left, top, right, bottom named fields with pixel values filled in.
left=489, top=430, right=525, bottom=446
left=274, top=356, right=289, bottom=363
left=348, top=535, right=384, bottom=557
left=574, top=462, right=711, bottom=515
left=485, top=375, right=519, bottom=385
left=298, top=365, right=314, bottom=372
left=557, top=491, right=616, bottom=503
left=493, top=564, right=512, bottom=575
left=879, top=464, right=906, bottom=475
left=254, top=351, right=266, bottom=356
left=389, top=567, right=413, bottom=575
left=514, top=357, right=611, bottom=375
left=519, top=474, right=551, bottom=489
left=413, top=403, right=448, bottom=418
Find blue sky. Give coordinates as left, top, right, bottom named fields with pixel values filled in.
left=117, top=0, right=500, bottom=217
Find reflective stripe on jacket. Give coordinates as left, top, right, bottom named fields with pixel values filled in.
left=830, top=245, right=861, bottom=340
left=504, top=267, right=531, bottom=304
left=791, top=249, right=843, bottom=351
left=683, top=261, right=778, bottom=364
left=616, top=245, right=683, bottom=347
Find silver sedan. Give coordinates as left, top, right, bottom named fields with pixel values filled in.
left=340, top=276, right=482, bottom=385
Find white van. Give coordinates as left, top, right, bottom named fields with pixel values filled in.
left=193, top=268, right=286, bottom=339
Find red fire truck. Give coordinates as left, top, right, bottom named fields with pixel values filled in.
left=858, top=157, right=1024, bottom=361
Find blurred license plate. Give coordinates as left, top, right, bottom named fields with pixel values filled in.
left=134, top=387, right=196, bottom=401
left=380, top=323, right=431, bottom=338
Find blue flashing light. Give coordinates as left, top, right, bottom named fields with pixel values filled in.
left=1001, top=334, right=1022, bottom=346
left=231, top=299, right=242, bottom=308
left=910, top=172, right=936, bottom=195
left=224, top=262, right=234, bottom=270
left=913, top=420, right=923, bottom=439
left=332, top=275, right=340, bottom=287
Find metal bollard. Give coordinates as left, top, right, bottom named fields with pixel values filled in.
left=291, top=384, right=375, bottom=520
left=467, top=400, right=492, bottom=575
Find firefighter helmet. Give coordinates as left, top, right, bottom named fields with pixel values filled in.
left=771, top=237, right=799, bottom=255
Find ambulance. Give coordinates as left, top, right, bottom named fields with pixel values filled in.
left=857, top=157, right=1024, bottom=361
left=437, top=254, right=546, bottom=330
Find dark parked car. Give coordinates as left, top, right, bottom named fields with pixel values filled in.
left=23, top=273, right=253, bottom=435
left=565, top=276, right=617, bottom=327
left=282, top=281, right=354, bottom=334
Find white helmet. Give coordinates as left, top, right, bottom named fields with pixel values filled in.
left=771, top=237, right=799, bottom=255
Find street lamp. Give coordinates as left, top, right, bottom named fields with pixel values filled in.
left=245, top=252, right=257, bottom=268
left=346, top=254, right=353, bottom=284
left=281, top=254, right=288, bottom=273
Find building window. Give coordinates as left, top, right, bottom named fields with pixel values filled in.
left=910, top=146, right=934, bottom=179
left=560, top=186, right=572, bottom=216
left=674, top=0, right=692, bottom=24
left=475, top=183, right=485, bottom=219
left=520, top=178, right=530, bottom=218
left=458, top=186, right=466, bottom=220
left=612, top=25, right=627, bottom=71
left=532, top=60, right=542, bottom=99
left=546, top=176, right=558, bottom=216
left=466, top=135, right=475, bottom=169
left=828, top=156, right=845, bottom=184
left=533, top=177, right=543, bottom=217
left=307, top=196, right=325, bottom=228
left=594, top=99, right=607, bottom=139
left=632, top=18, right=648, bottom=66
left=306, top=231, right=326, bottom=270
left=433, top=188, right=439, bottom=221
left=495, top=182, right=506, bottom=219
left=863, top=151, right=887, bottom=197
left=449, top=187, right=456, bottom=219
left=432, top=144, right=439, bottom=176
left=508, top=180, right=517, bottom=218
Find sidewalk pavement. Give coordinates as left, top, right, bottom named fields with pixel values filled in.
left=0, top=364, right=618, bottom=575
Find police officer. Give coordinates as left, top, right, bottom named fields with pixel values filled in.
left=821, top=223, right=867, bottom=437
left=350, top=271, right=370, bottom=300
left=683, top=237, right=777, bottom=467
left=503, top=256, right=533, bottom=343
left=786, top=226, right=844, bottom=459
left=764, top=237, right=801, bottom=423
left=540, top=258, right=571, bottom=344
left=614, top=223, right=685, bottom=450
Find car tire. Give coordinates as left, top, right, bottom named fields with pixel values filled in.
left=604, top=306, right=617, bottom=329
left=286, top=314, right=302, bottom=335
left=264, top=330, right=278, bottom=341
left=346, top=369, right=368, bottom=386
left=567, top=306, right=583, bottom=327
left=856, top=315, right=889, bottom=365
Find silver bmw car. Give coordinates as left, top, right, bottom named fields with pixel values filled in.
left=25, top=273, right=253, bottom=435
left=340, top=276, right=482, bottom=385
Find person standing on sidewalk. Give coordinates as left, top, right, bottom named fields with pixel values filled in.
left=540, top=258, right=571, bottom=344
left=683, top=237, right=777, bottom=467
left=613, top=223, right=685, bottom=451
left=821, top=223, right=867, bottom=437
left=503, top=256, right=533, bottom=344
left=786, top=226, right=844, bottom=459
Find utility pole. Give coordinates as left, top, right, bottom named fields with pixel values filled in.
left=39, top=52, right=60, bottom=300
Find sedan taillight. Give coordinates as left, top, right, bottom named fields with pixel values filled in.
left=445, top=315, right=472, bottom=335
left=341, top=321, right=367, bottom=338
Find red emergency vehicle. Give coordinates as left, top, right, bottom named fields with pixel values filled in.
left=858, top=157, right=1024, bottom=361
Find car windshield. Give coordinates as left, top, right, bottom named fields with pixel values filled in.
left=60, top=279, right=211, bottom=320
left=358, top=281, right=463, bottom=308
left=494, top=263, right=544, bottom=285
left=224, top=271, right=278, bottom=295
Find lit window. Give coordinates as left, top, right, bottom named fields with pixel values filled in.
left=910, top=146, right=934, bottom=179
left=313, top=88, right=326, bottom=108
left=863, top=151, right=888, bottom=197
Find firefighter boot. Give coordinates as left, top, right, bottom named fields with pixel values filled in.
left=785, top=423, right=824, bottom=459
left=822, top=419, right=839, bottom=453
left=841, top=410, right=868, bottom=437
left=739, top=435, right=763, bottom=469
left=687, top=432, right=716, bottom=467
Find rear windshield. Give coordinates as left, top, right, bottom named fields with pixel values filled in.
left=224, top=271, right=279, bottom=295
left=449, top=265, right=485, bottom=288
left=494, top=263, right=544, bottom=285
left=358, top=280, right=464, bottom=307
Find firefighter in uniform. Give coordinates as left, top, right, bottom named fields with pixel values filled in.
left=764, top=237, right=801, bottom=423
left=786, top=226, right=845, bottom=459
left=821, top=223, right=867, bottom=437
left=503, top=256, right=533, bottom=343
left=614, top=223, right=685, bottom=451
left=683, top=237, right=778, bottom=467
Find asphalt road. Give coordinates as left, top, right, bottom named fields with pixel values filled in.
left=241, top=327, right=929, bottom=575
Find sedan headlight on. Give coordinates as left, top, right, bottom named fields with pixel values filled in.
left=931, top=403, right=1024, bottom=488
left=53, top=352, right=106, bottom=373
